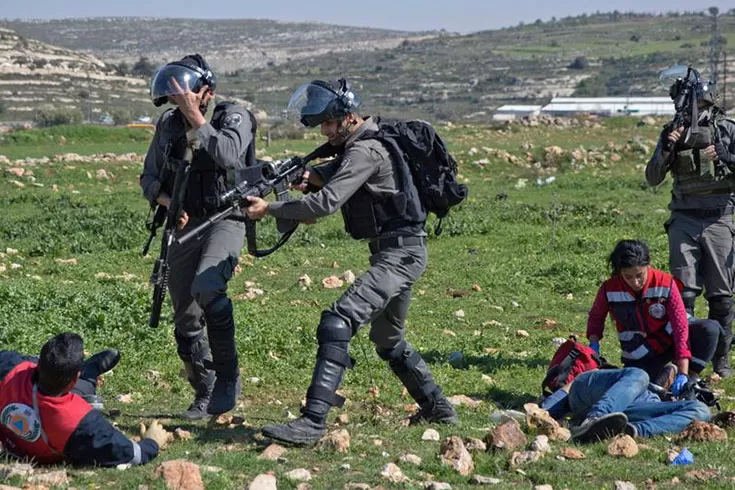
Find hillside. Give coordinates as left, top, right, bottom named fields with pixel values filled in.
left=3, top=12, right=735, bottom=123
left=1, top=18, right=431, bottom=72
left=0, top=27, right=150, bottom=123
left=236, top=12, right=735, bottom=121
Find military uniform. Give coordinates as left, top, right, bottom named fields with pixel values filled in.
left=646, top=112, right=735, bottom=375
left=261, top=116, right=456, bottom=445
left=140, top=102, right=255, bottom=416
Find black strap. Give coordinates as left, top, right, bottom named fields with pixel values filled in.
left=307, top=385, right=345, bottom=408
left=317, top=345, right=355, bottom=369
left=369, top=236, right=426, bottom=254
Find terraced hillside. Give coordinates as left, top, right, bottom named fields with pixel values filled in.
left=3, top=12, right=735, bottom=123
left=0, top=27, right=150, bottom=123
left=236, top=12, right=735, bottom=122
left=1, top=18, right=430, bottom=72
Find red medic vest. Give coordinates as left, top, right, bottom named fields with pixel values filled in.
left=0, top=361, right=91, bottom=464
left=603, top=268, right=676, bottom=362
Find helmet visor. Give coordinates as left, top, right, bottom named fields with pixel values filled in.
left=286, top=82, right=341, bottom=127
left=150, top=64, right=204, bottom=102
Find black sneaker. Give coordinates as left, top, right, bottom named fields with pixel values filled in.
left=83, top=349, right=121, bottom=378
left=181, top=396, right=211, bottom=420
left=408, top=394, right=459, bottom=425
left=571, top=412, right=628, bottom=443
left=623, top=423, right=638, bottom=438
left=206, top=375, right=241, bottom=415
left=261, top=415, right=327, bottom=446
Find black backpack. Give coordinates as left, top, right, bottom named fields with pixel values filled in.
left=361, top=118, right=468, bottom=234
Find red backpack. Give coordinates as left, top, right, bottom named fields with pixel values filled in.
left=542, top=336, right=602, bottom=396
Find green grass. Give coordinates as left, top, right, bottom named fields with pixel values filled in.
left=1, top=122, right=734, bottom=488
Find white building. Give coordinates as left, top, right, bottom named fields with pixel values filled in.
left=540, top=97, right=675, bottom=117
left=492, top=105, right=543, bottom=121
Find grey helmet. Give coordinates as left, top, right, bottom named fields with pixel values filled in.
left=150, top=54, right=216, bottom=107
left=286, top=78, right=361, bottom=127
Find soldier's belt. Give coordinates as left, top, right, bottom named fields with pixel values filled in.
left=369, top=236, right=426, bottom=254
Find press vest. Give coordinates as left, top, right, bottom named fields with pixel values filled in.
left=163, top=103, right=256, bottom=217
left=340, top=142, right=426, bottom=240
left=672, top=117, right=735, bottom=197
left=0, top=362, right=91, bottom=463
left=603, top=268, right=676, bottom=362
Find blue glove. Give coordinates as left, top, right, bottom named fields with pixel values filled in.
left=589, top=342, right=600, bottom=355
left=671, top=374, right=689, bottom=396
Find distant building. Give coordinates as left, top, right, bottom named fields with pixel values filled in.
left=540, top=97, right=675, bottom=117
left=492, top=105, right=543, bottom=121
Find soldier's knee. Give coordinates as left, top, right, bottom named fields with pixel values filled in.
left=316, top=312, right=353, bottom=344
left=175, top=330, right=209, bottom=362
left=316, top=312, right=354, bottom=369
left=681, top=290, right=697, bottom=315
left=376, top=340, right=407, bottom=361
left=709, top=295, right=733, bottom=319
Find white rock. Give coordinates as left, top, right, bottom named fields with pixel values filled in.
left=614, top=482, right=637, bottom=490
left=422, top=428, right=440, bottom=441
left=380, top=463, right=406, bottom=483
left=248, top=473, right=277, bottom=490
left=285, top=468, right=312, bottom=482
left=530, top=435, right=550, bottom=453
left=454, top=309, right=465, bottom=318
left=399, top=453, right=422, bottom=466
left=425, top=482, right=452, bottom=490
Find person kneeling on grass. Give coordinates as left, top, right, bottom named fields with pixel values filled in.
left=0, top=332, right=169, bottom=466
left=542, top=367, right=710, bottom=443
left=587, top=240, right=719, bottom=395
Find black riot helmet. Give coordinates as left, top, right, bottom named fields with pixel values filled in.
left=150, top=54, right=217, bottom=107
left=286, top=78, right=361, bottom=127
left=662, top=64, right=719, bottom=108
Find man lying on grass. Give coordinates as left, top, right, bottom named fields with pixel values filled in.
left=542, top=367, right=711, bottom=443
left=0, top=332, right=169, bottom=466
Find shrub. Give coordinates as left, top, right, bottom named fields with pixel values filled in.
left=568, top=56, right=589, bottom=70
left=33, top=106, right=84, bottom=127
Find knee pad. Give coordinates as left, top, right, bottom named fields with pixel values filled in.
left=709, top=296, right=733, bottom=321
left=203, top=295, right=232, bottom=323
left=316, top=312, right=354, bottom=369
left=175, top=330, right=209, bottom=362
left=376, top=340, right=408, bottom=361
left=681, top=290, right=697, bottom=315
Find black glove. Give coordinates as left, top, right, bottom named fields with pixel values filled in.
left=714, top=140, right=735, bottom=166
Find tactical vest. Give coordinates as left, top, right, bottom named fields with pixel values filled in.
left=672, top=117, right=735, bottom=197
left=603, top=268, right=676, bottom=363
left=164, top=102, right=256, bottom=217
left=0, top=362, right=91, bottom=463
left=339, top=142, right=426, bottom=240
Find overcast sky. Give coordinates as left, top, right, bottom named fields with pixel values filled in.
left=2, top=1, right=733, bottom=33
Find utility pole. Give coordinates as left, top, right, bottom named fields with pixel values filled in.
left=708, top=7, right=721, bottom=83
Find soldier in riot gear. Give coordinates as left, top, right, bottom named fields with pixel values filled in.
left=140, top=54, right=256, bottom=418
left=245, top=79, right=457, bottom=446
left=646, top=66, right=735, bottom=377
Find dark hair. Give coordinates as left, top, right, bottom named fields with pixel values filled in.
left=37, top=332, right=84, bottom=395
left=608, top=240, right=650, bottom=274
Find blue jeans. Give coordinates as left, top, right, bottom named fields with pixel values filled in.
left=569, top=368, right=711, bottom=438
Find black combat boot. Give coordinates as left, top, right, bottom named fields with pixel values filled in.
left=78, top=349, right=121, bottom=410
left=378, top=342, right=458, bottom=425
left=408, top=389, right=458, bottom=425
left=709, top=296, right=733, bottom=378
left=204, top=297, right=241, bottom=415
left=262, top=312, right=352, bottom=446
left=181, top=360, right=215, bottom=420
left=82, top=349, right=121, bottom=379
